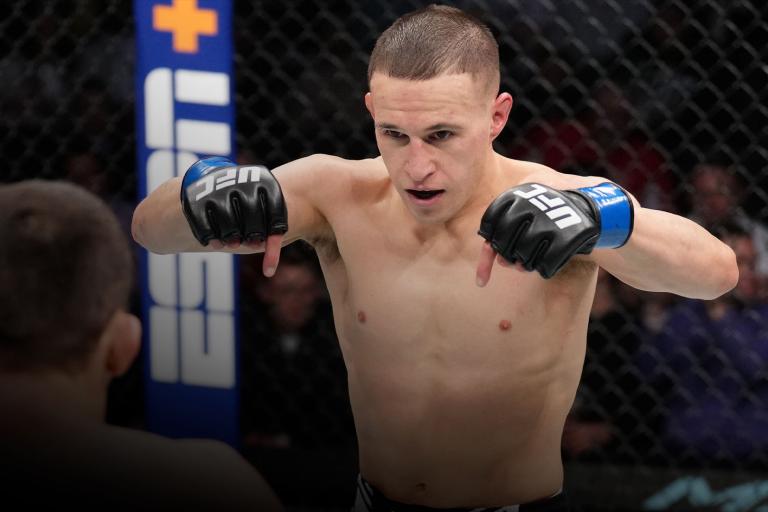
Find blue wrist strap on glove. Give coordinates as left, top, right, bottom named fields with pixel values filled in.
left=577, top=182, right=634, bottom=248
left=181, top=156, right=234, bottom=190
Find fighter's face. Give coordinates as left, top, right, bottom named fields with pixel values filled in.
left=366, top=72, right=509, bottom=224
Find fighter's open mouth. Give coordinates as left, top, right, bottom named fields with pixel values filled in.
left=407, top=189, right=444, bottom=200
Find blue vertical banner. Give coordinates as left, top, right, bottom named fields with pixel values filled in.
left=134, top=0, right=239, bottom=445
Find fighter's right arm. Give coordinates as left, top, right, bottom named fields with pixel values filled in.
left=132, top=154, right=338, bottom=264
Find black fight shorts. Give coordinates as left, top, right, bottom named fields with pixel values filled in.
left=352, top=475, right=571, bottom=512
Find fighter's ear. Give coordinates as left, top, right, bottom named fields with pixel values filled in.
left=103, top=311, right=141, bottom=378
left=364, top=92, right=375, bottom=119
left=490, top=92, right=513, bottom=141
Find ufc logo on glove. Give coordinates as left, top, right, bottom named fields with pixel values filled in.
left=192, top=165, right=264, bottom=200
left=512, top=184, right=582, bottom=229
left=479, top=181, right=633, bottom=278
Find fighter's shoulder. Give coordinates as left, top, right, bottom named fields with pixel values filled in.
left=274, top=153, right=386, bottom=200
left=104, top=426, right=281, bottom=509
left=105, top=426, right=262, bottom=482
left=314, top=153, right=388, bottom=186
left=506, top=159, right=608, bottom=190
left=272, top=153, right=348, bottom=182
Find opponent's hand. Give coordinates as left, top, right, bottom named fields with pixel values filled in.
left=476, top=182, right=633, bottom=281
left=180, top=156, right=288, bottom=276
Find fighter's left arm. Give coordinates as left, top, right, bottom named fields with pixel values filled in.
left=590, top=192, right=738, bottom=299
left=476, top=172, right=738, bottom=299
left=551, top=174, right=738, bottom=299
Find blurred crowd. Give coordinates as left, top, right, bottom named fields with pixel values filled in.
left=1, top=0, right=767, bottom=507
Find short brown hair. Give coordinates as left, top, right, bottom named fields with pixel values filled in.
left=0, top=181, right=133, bottom=372
left=368, top=5, right=500, bottom=93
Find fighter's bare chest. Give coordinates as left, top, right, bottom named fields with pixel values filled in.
left=325, top=222, right=554, bottom=340
left=351, top=262, right=542, bottom=350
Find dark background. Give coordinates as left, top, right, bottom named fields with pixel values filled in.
left=1, top=1, right=767, bottom=510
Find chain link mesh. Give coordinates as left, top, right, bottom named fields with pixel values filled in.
left=1, top=0, right=767, bottom=509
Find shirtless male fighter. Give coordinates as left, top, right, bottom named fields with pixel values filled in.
left=132, top=5, right=738, bottom=511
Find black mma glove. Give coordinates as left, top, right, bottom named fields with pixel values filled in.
left=478, top=182, right=634, bottom=278
left=180, top=156, right=288, bottom=246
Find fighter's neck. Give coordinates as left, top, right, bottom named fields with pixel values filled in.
left=464, top=151, right=510, bottom=213
left=0, top=371, right=107, bottom=425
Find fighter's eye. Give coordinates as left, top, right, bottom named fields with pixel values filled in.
left=429, top=130, right=452, bottom=142
left=383, top=129, right=406, bottom=140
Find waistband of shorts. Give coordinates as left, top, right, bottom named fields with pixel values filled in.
left=355, top=475, right=569, bottom=512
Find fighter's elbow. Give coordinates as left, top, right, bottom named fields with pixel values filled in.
left=703, top=244, right=739, bottom=300
left=720, top=244, right=740, bottom=294
left=131, top=201, right=159, bottom=252
left=131, top=206, right=146, bottom=247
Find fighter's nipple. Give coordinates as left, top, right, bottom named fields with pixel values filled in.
left=357, top=310, right=367, bottom=324
left=498, top=319, right=511, bottom=331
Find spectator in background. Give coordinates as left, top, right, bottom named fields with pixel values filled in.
left=63, top=77, right=129, bottom=158
left=0, top=180, right=282, bottom=511
left=563, top=269, right=659, bottom=464
left=617, top=2, right=716, bottom=130
left=688, top=163, right=768, bottom=277
left=240, top=244, right=354, bottom=451
left=64, top=148, right=135, bottom=240
left=0, top=1, right=66, bottom=136
left=239, top=244, right=356, bottom=506
left=506, top=80, right=678, bottom=212
left=647, top=224, right=768, bottom=466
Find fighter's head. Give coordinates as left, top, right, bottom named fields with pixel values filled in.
left=0, top=181, right=139, bottom=379
left=365, top=5, right=512, bottom=224
left=367, top=4, right=500, bottom=97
